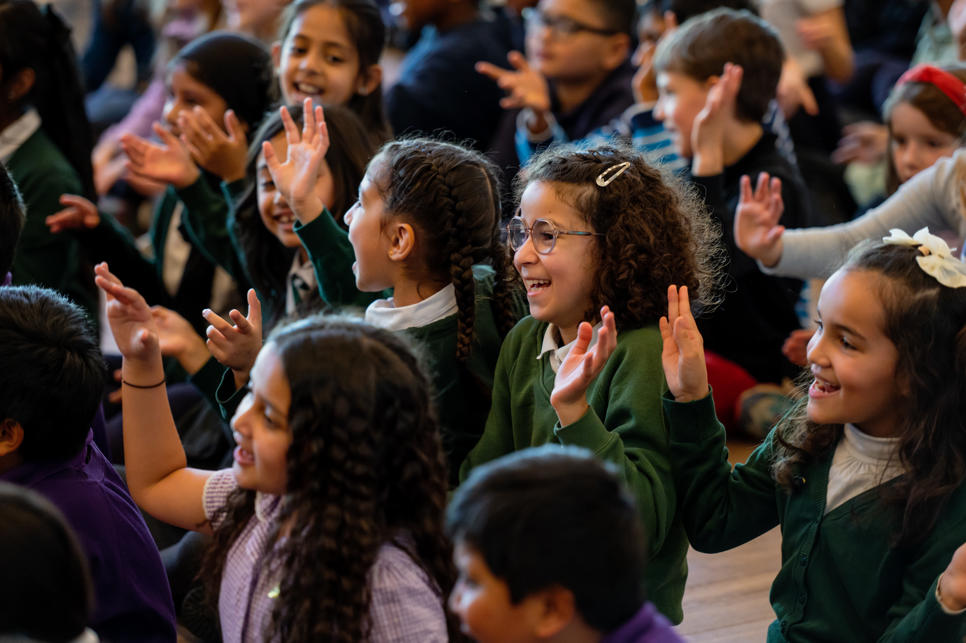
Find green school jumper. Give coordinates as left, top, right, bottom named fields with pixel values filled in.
left=6, top=128, right=96, bottom=317
left=461, top=317, right=688, bottom=625
left=664, top=393, right=966, bottom=642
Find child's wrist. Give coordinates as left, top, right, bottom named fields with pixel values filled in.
left=292, top=196, right=324, bottom=224
left=173, top=164, right=201, bottom=190
left=552, top=399, right=589, bottom=427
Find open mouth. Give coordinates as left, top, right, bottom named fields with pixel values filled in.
left=809, top=376, right=840, bottom=397
left=524, top=278, right=551, bottom=295
left=234, top=445, right=255, bottom=466
left=293, top=81, right=323, bottom=97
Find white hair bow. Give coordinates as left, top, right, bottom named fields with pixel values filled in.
left=882, top=227, right=966, bottom=288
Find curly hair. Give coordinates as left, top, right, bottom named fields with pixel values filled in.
left=515, top=141, right=724, bottom=330
left=201, top=315, right=463, bottom=641
left=232, top=102, right=376, bottom=328
left=772, top=240, right=966, bottom=548
left=882, top=63, right=966, bottom=195
left=370, top=138, right=522, bottom=362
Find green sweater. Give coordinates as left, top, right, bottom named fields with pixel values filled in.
left=6, top=128, right=96, bottom=317
left=461, top=317, right=688, bottom=624
left=664, top=393, right=966, bottom=642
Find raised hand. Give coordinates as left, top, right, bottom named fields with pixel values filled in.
left=93, top=262, right=160, bottom=364
left=120, top=122, right=201, bottom=190
left=938, top=542, right=966, bottom=612
left=550, top=306, right=618, bottom=426
left=631, top=40, right=658, bottom=105
left=734, top=172, right=785, bottom=267
left=659, top=285, right=708, bottom=402
left=178, top=107, right=249, bottom=183
left=152, top=306, right=211, bottom=375
left=202, top=288, right=262, bottom=377
left=46, top=194, right=101, bottom=233
left=782, top=328, right=815, bottom=367
left=777, top=57, right=818, bottom=118
left=691, top=62, right=742, bottom=177
left=476, top=51, right=552, bottom=132
left=831, top=121, right=888, bottom=165
left=261, top=98, right=329, bottom=223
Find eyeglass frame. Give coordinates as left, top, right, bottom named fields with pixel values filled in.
left=521, top=7, right=620, bottom=38
left=506, top=215, right=603, bottom=254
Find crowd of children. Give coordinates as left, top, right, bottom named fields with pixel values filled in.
left=0, top=0, right=965, bottom=640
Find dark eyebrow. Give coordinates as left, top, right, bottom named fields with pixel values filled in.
left=829, top=321, right=866, bottom=341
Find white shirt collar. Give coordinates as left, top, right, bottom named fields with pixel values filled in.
left=0, top=108, right=41, bottom=163
left=538, top=322, right=600, bottom=373
left=364, top=283, right=457, bottom=331
left=842, top=423, right=901, bottom=464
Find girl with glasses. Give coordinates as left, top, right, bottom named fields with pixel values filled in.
left=460, top=142, right=724, bottom=626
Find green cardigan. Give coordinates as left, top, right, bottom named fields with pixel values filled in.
left=6, top=128, right=96, bottom=317
left=664, top=393, right=966, bottom=642
left=461, top=317, right=688, bottom=625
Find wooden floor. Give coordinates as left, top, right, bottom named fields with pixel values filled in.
left=675, top=438, right=781, bottom=642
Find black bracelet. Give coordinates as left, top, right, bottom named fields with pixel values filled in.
left=121, top=378, right=166, bottom=389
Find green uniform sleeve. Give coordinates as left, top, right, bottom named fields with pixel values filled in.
left=176, top=177, right=246, bottom=282
left=293, top=211, right=383, bottom=308
left=664, top=392, right=781, bottom=552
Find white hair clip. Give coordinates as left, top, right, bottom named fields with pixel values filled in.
left=882, top=227, right=966, bottom=288
left=595, top=161, right=631, bottom=187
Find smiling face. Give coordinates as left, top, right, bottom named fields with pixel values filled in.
left=449, top=541, right=546, bottom=643
left=274, top=4, right=364, bottom=106
left=806, top=269, right=903, bottom=438
left=256, top=130, right=335, bottom=249
left=889, top=101, right=962, bottom=185
left=230, top=343, right=293, bottom=495
left=343, top=163, right=394, bottom=292
left=514, top=181, right=598, bottom=344
left=162, top=64, right=228, bottom=137
left=654, top=70, right=709, bottom=159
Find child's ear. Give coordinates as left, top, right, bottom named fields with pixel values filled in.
left=271, top=41, right=283, bottom=71
left=355, top=64, right=383, bottom=97
left=0, top=419, right=24, bottom=457
left=387, top=221, right=416, bottom=262
left=5, top=68, right=35, bottom=103
left=531, top=586, right=578, bottom=638
left=601, top=33, right=632, bottom=72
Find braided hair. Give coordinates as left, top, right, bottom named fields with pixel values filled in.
left=201, top=315, right=463, bottom=641
left=371, top=138, right=520, bottom=363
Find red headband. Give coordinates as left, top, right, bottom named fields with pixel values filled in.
left=896, top=64, right=966, bottom=116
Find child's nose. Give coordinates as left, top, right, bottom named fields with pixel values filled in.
left=805, top=332, right=827, bottom=366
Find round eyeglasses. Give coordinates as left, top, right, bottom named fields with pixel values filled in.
left=506, top=217, right=602, bottom=254
left=521, top=7, right=619, bottom=38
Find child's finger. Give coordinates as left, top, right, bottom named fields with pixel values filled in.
left=246, top=289, right=262, bottom=325
left=753, top=172, right=770, bottom=202
left=302, top=97, right=316, bottom=140
left=228, top=309, right=253, bottom=334
left=181, top=136, right=205, bottom=164
left=202, top=308, right=233, bottom=334
left=475, top=61, right=509, bottom=81
left=279, top=105, right=299, bottom=146
left=192, top=106, right=223, bottom=139
left=507, top=50, right=530, bottom=72
left=739, top=174, right=753, bottom=203
left=152, top=122, right=181, bottom=149
left=262, top=140, right=281, bottom=175
left=667, top=284, right=680, bottom=323
left=224, top=110, right=245, bottom=143
left=678, top=286, right=692, bottom=325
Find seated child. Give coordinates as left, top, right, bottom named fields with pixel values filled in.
left=0, top=482, right=96, bottom=642
left=461, top=142, right=723, bottom=624
left=448, top=445, right=683, bottom=643
left=653, top=8, right=812, bottom=391
left=660, top=232, right=966, bottom=640
left=481, top=0, right=636, bottom=179
left=386, top=0, right=510, bottom=149
left=0, top=286, right=175, bottom=642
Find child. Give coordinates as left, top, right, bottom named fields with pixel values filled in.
left=385, top=0, right=509, bottom=149
left=266, top=127, right=523, bottom=481
left=0, top=285, right=176, bottom=642
left=275, top=0, right=389, bottom=146
left=660, top=231, right=966, bottom=640
left=652, top=7, right=813, bottom=396
left=880, top=63, right=965, bottom=195
left=95, top=263, right=458, bottom=642
left=461, top=142, right=722, bottom=624
left=448, top=445, right=683, bottom=643
left=482, top=0, right=636, bottom=178
left=50, top=30, right=276, bottom=329
left=0, top=0, right=97, bottom=317
left=0, top=161, right=25, bottom=281
left=0, top=482, right=96, bottom=642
